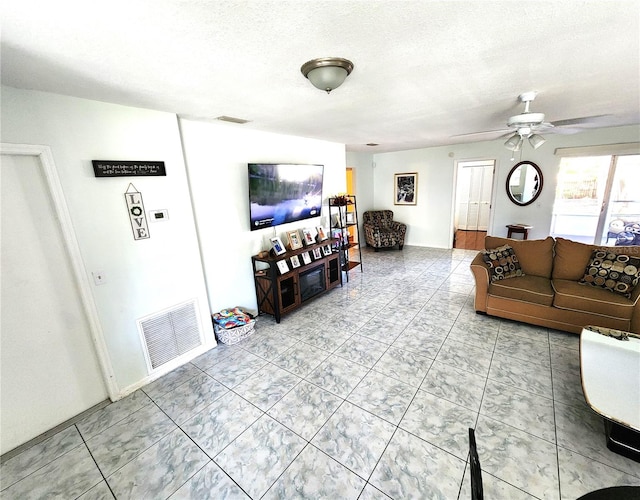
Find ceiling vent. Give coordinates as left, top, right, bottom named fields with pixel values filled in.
left=215, top=115, right=251, bottom=124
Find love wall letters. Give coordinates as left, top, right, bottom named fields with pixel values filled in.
left=125, top=184, right=150, bottom=240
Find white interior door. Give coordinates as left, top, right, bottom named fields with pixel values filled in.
left=455, top=161, right=494, bottom=231
left=1, top=153, right=107, bottom=454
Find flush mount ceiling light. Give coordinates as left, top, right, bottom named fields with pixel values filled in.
left=301, top=57, right=354, bottom=93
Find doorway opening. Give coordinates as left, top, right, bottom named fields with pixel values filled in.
left=453, top=160, right=495, bottom=250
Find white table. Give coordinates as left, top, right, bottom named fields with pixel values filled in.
left=580, top=326, right=640, bottom=462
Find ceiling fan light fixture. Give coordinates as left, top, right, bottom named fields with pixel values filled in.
left=504, top=133, right=522, bottom=151
left=529, top=134, right=546, bottom=149
left=301, top=57, right=354, bottom=93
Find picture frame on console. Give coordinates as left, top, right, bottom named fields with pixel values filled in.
left=301, top=251, right=312, bottom=265
left=270, top=236, right=286, bottom=256
left=322, top=244, right=332, bottom=256
left=316, top=226, right=328, bottom=241
left=302, top=228, right=315, bottom=246
left=290, top=254, right=301, bottom=268
left=276, top=260, right=289, bottom=274
left=286, top=230, right=303, bottom=250
left=312, top=247, right=322, bottom=260
left=394, top=172, right=418, bottom=205
left=346, top=212, right=355, bottom=224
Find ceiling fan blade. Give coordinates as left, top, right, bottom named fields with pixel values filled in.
left=552, top=114, right=612, bottom=127
left=450, top=128, right=511, bottom=139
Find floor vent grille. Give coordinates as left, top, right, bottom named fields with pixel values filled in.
left=138, top=300, right=202, bottom=371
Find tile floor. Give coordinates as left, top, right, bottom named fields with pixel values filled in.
left=2, top=246, right=639, bottom=499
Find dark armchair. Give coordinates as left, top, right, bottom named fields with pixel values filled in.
left=363, top=210, right=407, bottom=251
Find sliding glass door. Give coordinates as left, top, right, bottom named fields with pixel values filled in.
left=550, top=154, right=640, bottom=246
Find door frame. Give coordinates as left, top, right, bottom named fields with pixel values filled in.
left=1, top=143, right=119, bottom=400
left=450, top=158, right=496, bottom=248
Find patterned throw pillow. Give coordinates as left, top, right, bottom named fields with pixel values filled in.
left=481, top=244, right=524, bottom=283
left=579, top=250, right=640, bottom=298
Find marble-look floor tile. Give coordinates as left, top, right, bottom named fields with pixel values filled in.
left=76, top=480, right=115, bottom=499
left=312, top=401, right=395, bottom=479
left=358, top=483, right=392, bottom=499
left=392, top=327, right=447, bottom=359
left=372, top=345, right=433, bottom=387
left=205, top=350, right=267, bottom=388
left=554, top=401, right=640, bottom=477
left=347, top=370, right=417, bottom=425
left=499, top=321, right=550, bottom=343
left=420, top=360, right=486, bottom=412
left=459, top=468, right=537, bottom=499
left=435, top=338, right=493, bottom=377
left=334, top=335, right=388, bottom=368
left=263, top=444, right=366, bottom=499
left=240, top=332, right=298, bottom=361
left=107, top=429, right=208, bottom=499
left=142, top=363, right=203, bottom=400
left=370, top=428, right=465, bottom=499
left=557, top=447, right=640, bottom=499
left=488, top=353, right=552, bottom=398
left=305, top=354, right=369, bottom=398
left=190, top=344, right=235, bottom=371
left=476, top=415, right=560, bottom=500
left=77, top=390, right=151, bottom=440
left=1, top=443, right=102, bottom=500
left=494, top=332, right=551, bottom=367
left=300, top=328, right=352, bottom=351
left=233, top=363, right=301, bottom=410
left=181, top=391, right=262, bottom=458
left=272, top=342, right=329, bottom=377
left=267, top=380, right=342, bottom=441
left=549, top=330, right=580, bottom=351
left=0, top=425, right=83, bottom=489
left=214, top=415, right=306, bottom=499
left=155, top=372, right=228, bottom=424
left=480, top=379, right=556, bottom=443
left=447, top=322, right=498, bottom=351
left=357, top=319, right=405, bottom=344
left=550, top=344, right=581, bottom=377
left=85, top=403, right=176, bottom=477
left=400, top=390, right=478, bottom=459
left=552, top=368, right=589, bottom=410
left=169, top=461, right=250, bottom=499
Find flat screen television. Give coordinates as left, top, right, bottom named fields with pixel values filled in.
left=248, top=163, right=324, bottom=231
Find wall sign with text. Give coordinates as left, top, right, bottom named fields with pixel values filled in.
left=93, top=160, right=166, bottom=177
left=125, top=184, right=150, bottom=240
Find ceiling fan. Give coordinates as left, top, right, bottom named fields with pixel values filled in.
left=453, top=91, right=610, bottom=151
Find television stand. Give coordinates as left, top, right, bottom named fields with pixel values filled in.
left=251, top=238, right=342, bottom=323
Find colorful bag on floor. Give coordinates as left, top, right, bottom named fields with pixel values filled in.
left=212, top=307, right=255, bottom=344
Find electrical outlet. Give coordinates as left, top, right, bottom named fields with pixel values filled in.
left=92, top=271, right=107, bottom=285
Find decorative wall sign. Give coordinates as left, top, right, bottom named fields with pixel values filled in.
left=93, top=160, right=166, bottom=177
left=125, top=184, right=150, bottom=240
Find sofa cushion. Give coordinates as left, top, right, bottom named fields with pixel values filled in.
left=552, top=237, right=640, bottom=280
left=552, top=279, right=636, bottom=320
left=488, top=275, right=554, bottom=306
left=481, top=245, right=524, bottom=282
left=579, top=249, right=640, bottom=298
left=485, top=236, right=554, bottom=278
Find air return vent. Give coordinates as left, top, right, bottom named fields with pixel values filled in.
left=138, top=300, right=202, bottom=371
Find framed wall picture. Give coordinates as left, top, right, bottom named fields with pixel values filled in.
left=270, top=236, right=286, bottom=256
left=312, top=247, right=322, bottom=259
left=301, top=251, right=312, bottom=265
left=394, top=172, right=418, bottom=205
left=302, top=228, right=315, bottom=246
left=290, top=254, right=301, bottom=268
left=322, top=244, right=332, bottom=256
left=316, top=226, right=328, bottom=241
left=276, top=260, right=289, bottom=274
left=287, top=230, right=303, bottom=250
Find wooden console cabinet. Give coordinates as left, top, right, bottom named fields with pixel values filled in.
left=252, top=239, right=342, bottom=323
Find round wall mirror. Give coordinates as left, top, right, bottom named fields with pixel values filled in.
left=506, top=161, right=543, bottom=206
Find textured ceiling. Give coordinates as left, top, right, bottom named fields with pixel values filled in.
left=2, top=0, right=639, bottom=153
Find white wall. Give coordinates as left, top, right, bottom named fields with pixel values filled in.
left=1, top=86, right=214, bottom=395
left=371, top=125, right=640, bottom=247
left=179, top=119, right=347, bottom=314
left=346, top=151, right=374, bottom=239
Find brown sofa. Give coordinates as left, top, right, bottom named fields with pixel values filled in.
left=470, top=236, right=640, bottom=334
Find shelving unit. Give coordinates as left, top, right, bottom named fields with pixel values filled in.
left=252, top=238, right=342, bottom=323
left=328, top=195, right=363, bottom=281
